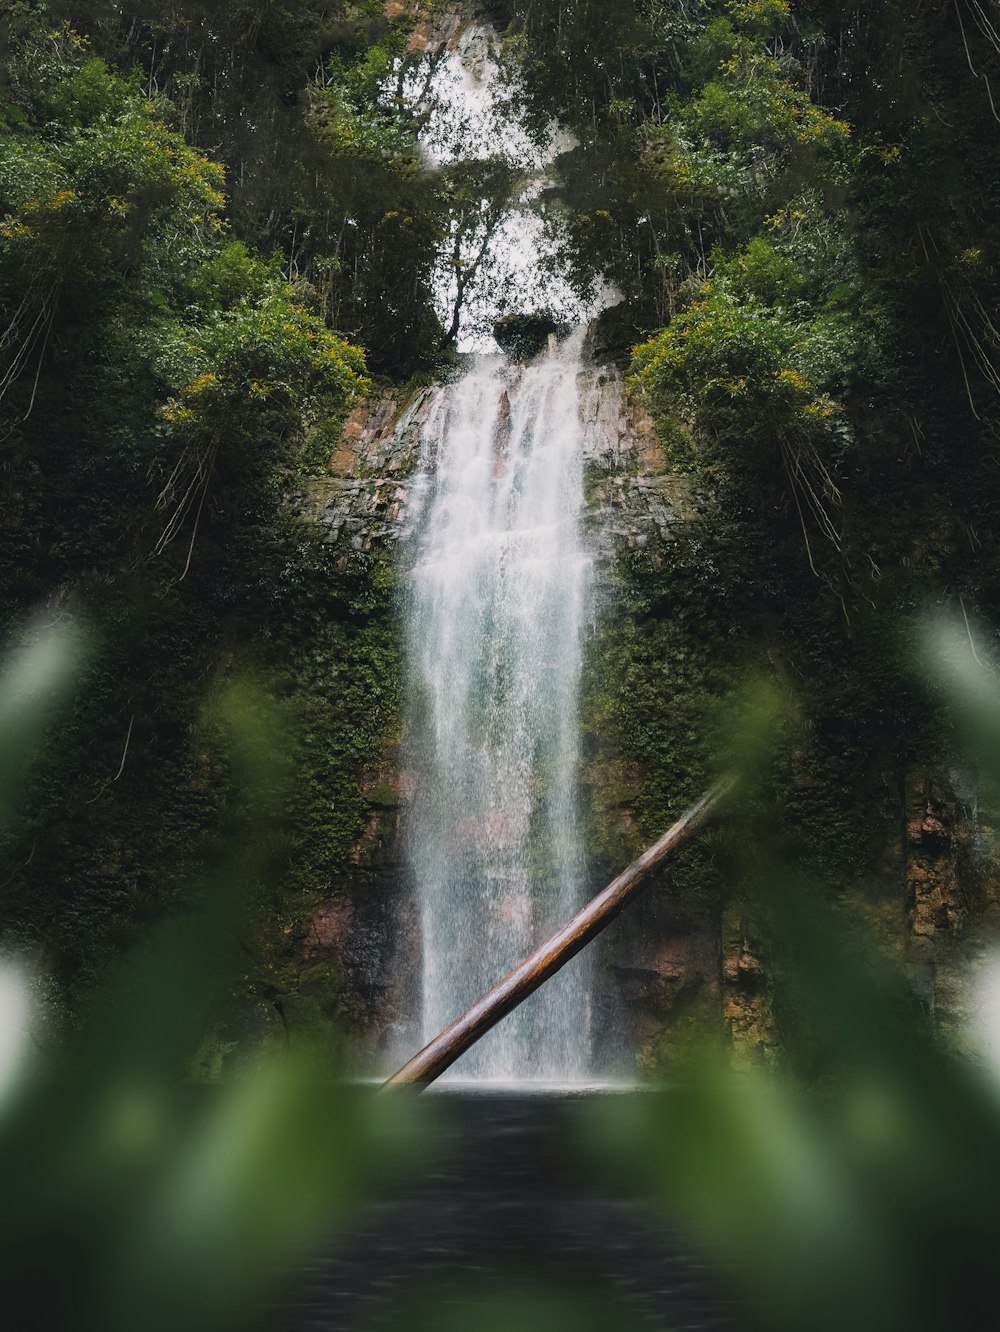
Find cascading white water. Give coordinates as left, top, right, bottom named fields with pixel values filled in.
left=404, top=329, right=593, bottom=1081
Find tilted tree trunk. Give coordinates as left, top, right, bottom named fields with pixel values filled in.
left=383, top=776, right=735, bottom=1090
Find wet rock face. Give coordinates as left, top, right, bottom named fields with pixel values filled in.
left=610, top=926, right=717, bottom=1012
left=589, top=894, right=728, bottom=1078
left=295, top=762, right=422, bottom=1074
left=586, top=300, right=652, bottom=367
left=586, top=474, right=707, bottom=552
left=285, top=386, right=435, bottom=551
left=293, top=476, right=413, bottom=551
left=291, top=351, right=1000, bottom=1070
left=291, top=356, right=712, bottom=560
left=903, top=765, right=994, bottom=1029
left=722, top=912, right=774, bottom=1066
left=910, top=767, right=980, bottom=953
left=577, top=367, right=711, bottom=556
left=284, top=356, right=719, bottom=1072
left=287, top=361, right=997, bottom=1076
left=403, top=8, right=462, bottom=54
left=382, top=1, right=464, bottom=54
left=907, top=771, right=969, bottom=953
left=304, top=901, right=353, bottom=965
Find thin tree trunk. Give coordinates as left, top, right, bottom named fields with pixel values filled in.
left=383, top=776, right=735, bottom=1090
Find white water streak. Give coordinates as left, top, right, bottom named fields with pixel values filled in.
left=405, top=331, right=593, bottom=1081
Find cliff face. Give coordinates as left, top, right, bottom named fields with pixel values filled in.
left=284, top=347, right=998, bottom=1078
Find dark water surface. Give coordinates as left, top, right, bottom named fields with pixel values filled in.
left=275, top=1090, right=743, bottom=1332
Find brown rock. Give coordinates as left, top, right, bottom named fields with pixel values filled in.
left=304, top=900, right=353, bottom=963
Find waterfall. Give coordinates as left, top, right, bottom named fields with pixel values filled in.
left=404, top=330, right=593, bottom=1082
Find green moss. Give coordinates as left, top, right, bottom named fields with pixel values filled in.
left=297, top=414, right=351, bottom=477
left=650, top=411, right=700, bottom=473
left=242, top=532, right=402, bottom=1027
left=367, top=782, right=398, bottom=808
left=583, top=462, right=610, bottom=506
left=581, top=536, right=731, bottom=916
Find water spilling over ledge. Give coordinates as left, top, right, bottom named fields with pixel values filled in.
left=403, top=330, right=593, bottom=1081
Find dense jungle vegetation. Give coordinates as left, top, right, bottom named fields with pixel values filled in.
left=1, top=0, right=999, bottom=1045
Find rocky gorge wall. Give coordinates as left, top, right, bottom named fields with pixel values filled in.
left=280, top=341, right=1000, bottom=1079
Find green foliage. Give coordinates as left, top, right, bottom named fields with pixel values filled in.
left=307, top=80, right=414, bottom=161
left=1, top=52, right=226, bottom=286
left=20, top=0, right=449, bottom=375
left=2, top=0, right=1000, bottom=1073
left=580, top=536, right=731, bottom=912
left=185, top=241, right=281, bottom=311
left=0, top=629, right=422, bottom=1332
left=0, top=15, right=381, bottom=1024
left=155, top=290, right=368, bottom=478
left=631, top=219, right=854, bottom=572
left=586, top=627, right=1000, bottom=1332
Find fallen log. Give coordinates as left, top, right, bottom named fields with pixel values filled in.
left=383, top=775, right=735, bottom=1090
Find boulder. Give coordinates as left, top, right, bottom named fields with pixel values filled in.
left=492, top=312, right=565, bottom=360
